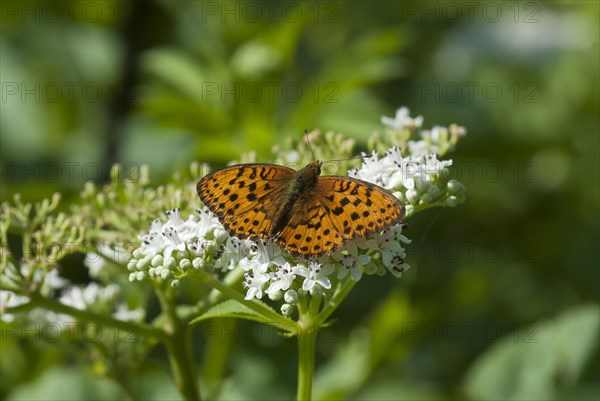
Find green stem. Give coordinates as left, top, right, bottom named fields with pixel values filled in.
left=296, top=318, right=318, bottom=401
left=315, top=276, right=358, bottom=326
left=9, top=295, right=165, bottom=340
left=157, top=287, right=201, bottom=401
left=295, top=276, right=359, bottom=401
left=296, top=294, right=324, bottom=400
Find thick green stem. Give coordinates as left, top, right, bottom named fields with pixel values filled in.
left=295, top=277, right=358, bottom=401
left=296, top=321, right=318, bottom=401
left=157, top=288, right=201, bottom=401
left=165, top=329, right=200, bottom=401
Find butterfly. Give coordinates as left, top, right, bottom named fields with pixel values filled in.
left=197, top=161, right=405, bottom=258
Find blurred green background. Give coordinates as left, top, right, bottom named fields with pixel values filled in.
left=1, top=1, right=598, bottom=400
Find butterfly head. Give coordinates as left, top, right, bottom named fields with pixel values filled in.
left=306, top=160, right=322, bottom=176
left=289, top=161, right=322, bottom=195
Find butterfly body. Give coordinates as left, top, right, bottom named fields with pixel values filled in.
left=197, top=161, right=404, bottom=258
left=271, top=161, right=321, bottom=237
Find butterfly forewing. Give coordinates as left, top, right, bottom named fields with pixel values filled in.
left=197, top=164, right=294, bottom=239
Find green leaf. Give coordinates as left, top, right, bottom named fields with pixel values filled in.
left=189, top=299, right=274, bottom=326
left=313, top=329, right=371, bottom=401
left=464, top=304, right=600, bottom=401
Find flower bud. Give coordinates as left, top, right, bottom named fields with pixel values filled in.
left=192, top=257, right=204, bottom=270
left=179, top=258, right=192, bottom=270
left=284, top=289, right=298, bottom=304
left=446, top=196, right=458, bottom=207
left=151, top=254, right=164, bottom=267
left=127, top=260, right=138, bottom=271
left=447, top=180, right=464, bottom=195
left=281, top=303, right=295, bottom=317
left=164, top=257, right=176, bottom=270
left=406, top=189, right=419, bottom=204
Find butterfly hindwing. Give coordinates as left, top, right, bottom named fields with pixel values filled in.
left=316, top=176, right=405, bottom=239
left=274, top=198, right=344, bottom=256
left=273, top=176, right=404, bottom=258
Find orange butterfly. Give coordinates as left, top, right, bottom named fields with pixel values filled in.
left=197, top=161, right=404, bottom=258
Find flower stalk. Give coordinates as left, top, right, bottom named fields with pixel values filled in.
left=296, top=306, right=319, bottom=401
left=157, top=287, right=201, bottom=401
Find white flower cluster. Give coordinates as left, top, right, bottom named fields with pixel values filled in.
left=0, top=263, right=143, bottom=324
left=349, top=149, right=458, bottom=216
left=128, top=207, right=234, bottom=285
left=352, top=107, right=466, bottom=216
left=128, top=207, right=410, bottom=314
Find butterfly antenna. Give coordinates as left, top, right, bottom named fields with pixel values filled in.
left=305, top=129, right=316, bottom=161
left=327, top=153, right=372, bottom=163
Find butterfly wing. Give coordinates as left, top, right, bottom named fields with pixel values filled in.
left=316, top=176, right=405, bottom=239
left=274, top=176, right=404, bottom=257
left=197, top=164, right=294, bottom=239
left=274, top=196, right=344, bottom=257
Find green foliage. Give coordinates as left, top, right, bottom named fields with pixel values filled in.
left=190, top=299, right=275, bottom=326
left=464, top=305, right=600, bottom=401
left=1, top=0, right=598, bottom=400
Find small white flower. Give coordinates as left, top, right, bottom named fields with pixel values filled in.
left=113, top=305, right=145, bottom=321
left=84, top=243, right=130, bottom=278
left=422, top=154, right=452, bottom=177
left=59, top=283, right=119, bottom=310
left=423, top=125, right=447, bottom=143
left=266, top=262, right=296, bottom=297
left=231, top=237, right=258, bottom=259
left=166, top=207, right=184, bottom=226
left=44, top=269, right=69, bottom=290
left=388, top=157, right=421, bottom=190
left=407, top=140, right=436, bottom=158
left=0, top=291, right=30, bottom=322
left=384, top=252, right=410, bottom=278
left=84, top=252, right=105, bottom=277
left=139, top=233, right=166, bottom=257
left=292, top=262, right=333, bottom=292
left=353, top=151, right=396, bottom=187
left=240, top=241, right=287, bottom=300
left=336, top=243, right=371, bottom=281
left=148, top=218, right=163, bottom=234
left=161, top=227, right=187, bottom=259
left=381, top=107, right=423, bottom=130
left=242, top=263, right=270, bottom=300
left=241, top=240, right=285, bottom=272
left=195, top=207, right=223, bottom=238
